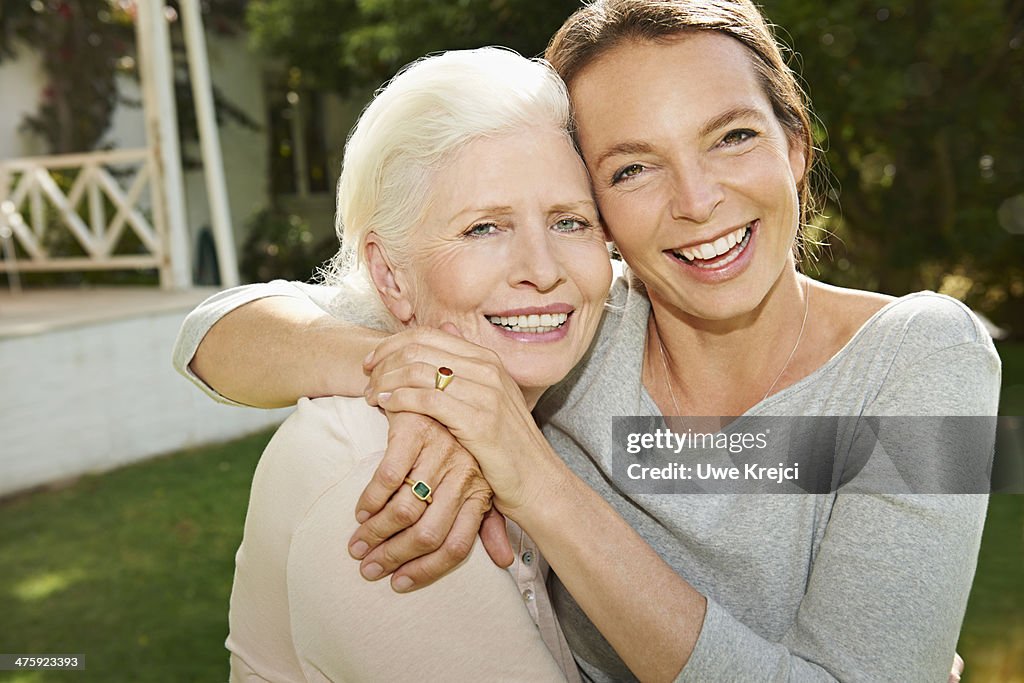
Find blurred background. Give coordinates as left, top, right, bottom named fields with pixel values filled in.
left=0, top=0, right=1021, bottom=680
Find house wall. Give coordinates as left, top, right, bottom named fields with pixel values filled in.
left=0, top=31, right=271, bottom=268
left=0, top=44, right=47, bottom=160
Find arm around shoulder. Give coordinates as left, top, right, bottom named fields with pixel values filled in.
left=172, top=280, right=385, bottom=408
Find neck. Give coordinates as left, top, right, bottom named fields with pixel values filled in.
left=646, top=267, right=809, bottom=416
left=522, top=387, right=545, bottom=411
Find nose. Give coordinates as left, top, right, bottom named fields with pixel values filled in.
left=508, top=224, right=566, bottom=292
left=669, top=160, right=724, bottom=224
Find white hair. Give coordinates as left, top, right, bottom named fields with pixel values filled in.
left=320, top=47, right=573, bottom=331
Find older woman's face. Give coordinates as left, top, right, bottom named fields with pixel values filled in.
left=394, top=128, right=611, bottom=398
left=570, top=32, right=806, bottom=323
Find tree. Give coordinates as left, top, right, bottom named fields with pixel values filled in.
left=765, top=0, right=1024, bottom=331
left=248, top=0, right=1024, bottom=330
left=0, top=0, right=256, bottom=159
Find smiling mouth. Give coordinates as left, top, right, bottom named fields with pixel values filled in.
left=669, top=222, right=753, bottom=269
left=486, top=312, right=570, bottom=334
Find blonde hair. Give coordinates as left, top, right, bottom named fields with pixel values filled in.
left=322, top=47, right=573, bottom=330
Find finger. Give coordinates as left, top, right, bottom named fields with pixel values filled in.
left=949, top=652, right=964, bottom=683
left=364, top=360, right=444, bottom=407
left=353, top=414, right=430, bottom=521
left=387, top=491, right=493, bottom=592
left=377, top=386, right=478, bottom=437
left=439, top=321, right=464, bottom=339
left=365, top=327, right=496, bottom=376
left=357, top=469, right=468, bottom=578
left=367, top=358, right=501, bottom=408
left=349, top=485, right=430, bottom=565
left=479, top=507, right=513, bottom=568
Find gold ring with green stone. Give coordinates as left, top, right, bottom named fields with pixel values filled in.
left=404, top=477, right=433, bottom=504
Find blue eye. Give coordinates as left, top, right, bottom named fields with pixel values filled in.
left=722, top=129, right=757, bottom=146
left=464, top=223, right=498, bottom=237
left=553, top=217, right=591, bottom=233
left=611, top=163, right=645, bottom=184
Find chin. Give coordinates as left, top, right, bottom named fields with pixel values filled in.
left=506, top=364, right=569, bottom=397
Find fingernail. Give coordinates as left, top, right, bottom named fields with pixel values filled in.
left=363, top=351, right=374, bottom=366
left=356, top=510, right=370, bottom=523
left=392, top=575, right=414, bottom=592
left=377, top=392, right=392, bottom=403
left=361, top=562, right=383, bottom=580
left=349, top=540, right=369, bottom=559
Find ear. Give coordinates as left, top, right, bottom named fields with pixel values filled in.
left=365, top=234, right=414, bottom=324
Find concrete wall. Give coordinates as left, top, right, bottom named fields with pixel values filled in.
left=0, top=306, right=290, bottom=498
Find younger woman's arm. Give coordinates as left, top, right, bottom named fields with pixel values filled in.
left=173, top=281, right=381, bottom=407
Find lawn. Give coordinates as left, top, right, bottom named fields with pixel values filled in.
left=1, top=344, right=1022, bottom=682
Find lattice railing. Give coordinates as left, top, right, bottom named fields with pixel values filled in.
left=0, top=148, right=170, bottom=284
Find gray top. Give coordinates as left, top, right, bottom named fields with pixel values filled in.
left=535, top=277, right=1000, bottom=682
left=172, top=276, right=1001, bottom=682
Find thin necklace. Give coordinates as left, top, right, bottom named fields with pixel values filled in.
left=761, top=278, right=810, bottom=402
left=654, top=278, right=811, bottom=414
left=656, top=323, right=682, bottom=416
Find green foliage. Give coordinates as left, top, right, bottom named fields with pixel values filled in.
left=246, top=0, right=580, bottom=92
left=0, top=0, right=256, bottom=156
left=239, top=208, right=337, bottom=283
left=245, top=0, right=1024, bottom=333
left=0, top=0, right=134, bottom=154
left=762, top=0, right=1024, bottom=329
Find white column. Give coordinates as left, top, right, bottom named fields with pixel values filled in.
left=134, top=0, right=191, bottom=289
left=179, top=0, right=239, bottom=287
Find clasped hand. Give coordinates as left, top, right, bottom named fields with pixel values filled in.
left=346, top=325, right=563, bottom=592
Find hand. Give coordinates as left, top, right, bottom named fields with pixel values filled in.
left=348, top=393, right=513, bottom=592
left=949, top=652, right=963, bottom=683
left=365, top=324, right=566, bottom=518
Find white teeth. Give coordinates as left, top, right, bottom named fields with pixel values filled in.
left=486, top=312, right=569, bottom=333
left=673, top=223, right=752, bottom=262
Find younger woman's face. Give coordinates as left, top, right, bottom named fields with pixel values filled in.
left=570, top=32, right=806, bottom=323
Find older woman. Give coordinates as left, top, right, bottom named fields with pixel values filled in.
left=221, top=48, right=610, bottom=681
left=176, top=1, right=998, bottom=681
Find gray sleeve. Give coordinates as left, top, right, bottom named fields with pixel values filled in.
left=171, top=280, right=338, bottom=406
left=680, top=339, right=999, bottom=681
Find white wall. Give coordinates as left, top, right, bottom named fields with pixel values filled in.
left=0, top=31, right=271, bottom=268
left=0, top=43, right=47, bottom=160
left=0, top=307, right=290, bottom=498
left=181, top=32, right=270, bottom=253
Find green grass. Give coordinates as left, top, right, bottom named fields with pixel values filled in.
left=998, top=342, right=1024, bottom=416
left=0, top=431, right=272, bottom=683
left=1, top=345, right=1022, bottom=681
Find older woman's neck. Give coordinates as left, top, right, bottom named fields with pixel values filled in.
left=522, top=386, right=547, bottom=411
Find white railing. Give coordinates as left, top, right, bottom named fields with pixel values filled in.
left=0, top=148, right=172, bottom=286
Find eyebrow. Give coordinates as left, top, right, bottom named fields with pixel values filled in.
left=547, top=199, right=599, bottom=215
left=593, top=106, right=771, bottom=168
left=698, top=106, right=770, bottom=139
left=448, top=205, right=516, bottom=225
left=447, top=200, right=596, bottom=227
